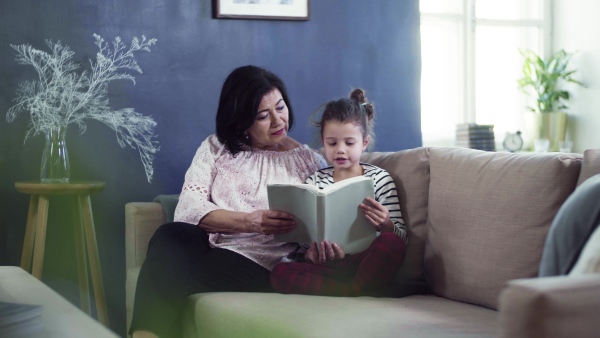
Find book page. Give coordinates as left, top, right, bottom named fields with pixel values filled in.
left=270, top=186, right=318, bottom=243
left=319, top=175, right=372, bottom=194
left=322, top=178, right=376, bottom=253
left=268, top=182, right=321, bottom=194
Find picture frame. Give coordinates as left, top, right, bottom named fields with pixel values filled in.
left=212, top=0, right=310, bottom=21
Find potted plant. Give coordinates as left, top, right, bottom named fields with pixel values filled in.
left=517, top=49, right=584, bottom=151
left=6, top=34, right=159, bottom=183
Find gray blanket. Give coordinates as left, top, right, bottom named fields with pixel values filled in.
left=538, top=174, right=600, bottom=276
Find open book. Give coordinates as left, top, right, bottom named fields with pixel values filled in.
left=269, top=175, right=376, bottom=254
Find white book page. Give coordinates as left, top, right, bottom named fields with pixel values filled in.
left=323, top=178, right=376, bottom=253
left=269, top=186, right=318, bottom=243
left=269, top=176, right=375, bottom=252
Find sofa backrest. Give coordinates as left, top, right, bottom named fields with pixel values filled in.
left=578, top=149, right=600, bottom=186
left=424, top=148, right=583, bottom=310
left=361, top=148, right=431, bottom=285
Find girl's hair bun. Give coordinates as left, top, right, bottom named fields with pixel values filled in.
left=350, top=88, right=374, bottom=121
left=350, top=88, right=367, bottom=104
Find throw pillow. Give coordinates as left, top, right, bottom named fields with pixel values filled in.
left=539, top=173, right=600, bottom=276
left=570, top=225, right=600, bottom=275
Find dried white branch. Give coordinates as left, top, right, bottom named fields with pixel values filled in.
left=6, top=34, right=159, bottom=183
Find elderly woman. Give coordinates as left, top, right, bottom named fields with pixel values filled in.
left=129, top=65, right=326, bottom=338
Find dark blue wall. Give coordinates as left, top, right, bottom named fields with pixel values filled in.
left=0, top=0, right=420, bottom=335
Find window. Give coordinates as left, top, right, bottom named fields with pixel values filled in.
left=420, top=0, right=550, bottom=147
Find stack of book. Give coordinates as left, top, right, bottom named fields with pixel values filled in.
left=455, top=124, right=496, bottom=151
left=0, top=301, right=43, bottom=336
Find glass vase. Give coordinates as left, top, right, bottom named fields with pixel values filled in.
left=40, top=126, right=70, bottom=183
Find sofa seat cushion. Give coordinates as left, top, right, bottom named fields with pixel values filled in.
left=425, top=149, right=582, bottom=310
left=183, top=292, right=498, bottom=338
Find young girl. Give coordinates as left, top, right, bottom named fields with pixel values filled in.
left=270, top=88, right=407, bottom=297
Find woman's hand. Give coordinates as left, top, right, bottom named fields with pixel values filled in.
left=304, top=241, right=345, bottom=264
left=360, top=197, right=394, bottom=232
left=244, top=209, right=296, bottom=235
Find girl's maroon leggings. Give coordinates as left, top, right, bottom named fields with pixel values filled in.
left=270, top=232, right=406, bottom=296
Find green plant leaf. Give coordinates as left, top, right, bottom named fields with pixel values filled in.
left=517, top=48, right=584, bottom=113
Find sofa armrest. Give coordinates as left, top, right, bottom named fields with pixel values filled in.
left=498, top=274, right=600, bottom=338
left=125, top=202, right=166, bottom=270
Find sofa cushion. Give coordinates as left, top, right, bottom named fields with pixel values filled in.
left=425, top=148, right=582, bottom=309
left=184, top=292, right=497, bottom=338
left=361, top=148, right=430, bottom=285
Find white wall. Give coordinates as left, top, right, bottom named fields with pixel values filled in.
left=553, top=0, right=600, bottom=152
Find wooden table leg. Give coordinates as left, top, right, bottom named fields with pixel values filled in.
left=31, top=195, right=49, bottom=280
left=20, top=195, right=39, bottom=272
left=80, top=195, right=109, bottom=326
left=73, top=196, right=91, bottom=315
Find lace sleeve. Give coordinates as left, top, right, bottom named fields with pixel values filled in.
left=174, top=137, right=221, bottom=225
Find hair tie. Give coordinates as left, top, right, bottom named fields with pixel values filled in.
left=360, top=102, right=368, bottom=106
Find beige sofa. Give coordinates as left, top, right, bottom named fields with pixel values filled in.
left=125, top=147, right=600, bottom=338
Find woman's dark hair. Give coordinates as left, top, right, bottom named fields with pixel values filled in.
left=313, top=88, right=375, bottom=149
left=215, top=65, right=295, bottom=155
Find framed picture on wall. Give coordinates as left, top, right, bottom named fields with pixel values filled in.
left=212, top=0, right=310, bottom=21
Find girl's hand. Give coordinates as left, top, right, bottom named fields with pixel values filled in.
left=360, top=197, right=394, bottom=232
left=304, top=241, right=345, bottom=264
left=244, top=210, right=296, bottom=234
left=304, top=242, right=320, bottom=264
